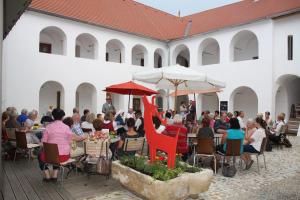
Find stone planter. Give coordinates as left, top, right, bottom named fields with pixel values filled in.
left=112, top=161, right=213, bottom=200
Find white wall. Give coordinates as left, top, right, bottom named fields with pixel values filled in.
left=76, top=83, right=97, bottom=114
left=2, top=11, right=167, bottom=116
left=201, top=93, right=219, bottom=112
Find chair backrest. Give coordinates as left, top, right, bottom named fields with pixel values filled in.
left=259, top=137, right=267, bottom=154
left=43, top=143, right=60, bottom=165
left=85, top=140, right=108, bottom=157
left=82, top=128, right=92, bottom=133
left=197, top=138, right=214, bottom=155
left=225, top=139, right=241, bottom=156
left=6, top=128, right=16, bottom=140
left=15, top=131, right=27, bottom=149
left=123, top=137, right=145, bottom=153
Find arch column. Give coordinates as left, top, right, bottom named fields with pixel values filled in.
left=64, top=88, right=75, bottom=116
left=125, top=44, right=132, bottom=65
left=147, top=49, right=155, bottom=68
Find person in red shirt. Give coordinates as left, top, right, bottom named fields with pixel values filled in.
left=164, top=114, right=189, bottom=159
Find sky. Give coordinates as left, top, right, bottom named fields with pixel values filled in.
left=134, top=0, right=241, bottom=16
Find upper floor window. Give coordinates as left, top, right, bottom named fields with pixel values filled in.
left=132, top=44, right=148, bottom=67
left=75, top=33, right=98, bottom=59
left=173, top=44, right=190, bottom=67
left=154, top=48, right=165, bottom=68
left=231, top=30, right=258, bottom=62
left=39, top=26, right=66, bottom=55
left=106, top=39, right=125, bottom=63
left=199, top=38, right=220, bottom=65
left=288, top=35, right=293, bottom=60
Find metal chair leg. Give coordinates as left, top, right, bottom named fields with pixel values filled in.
left=61, top=166, right=64, bottom=186
left=13, top=148, right=17, bottom=162
left=263, top=154, right=267, bottom=169
left=256, top=155, right=260, bottom=174
left=213, top=156, right=216, bottom=174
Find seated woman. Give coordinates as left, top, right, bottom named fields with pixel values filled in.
left=165, top=114, right=189, bottom=158
left=81, top=113, right=96, bottom=132
left=38, top=108, right=86, bottom=182
left=244, top=118, right=257, bottom=144
left=242, top=117, right=266, bottom=170
left=197, top=117, right=214, bottom=140
left=24, top=110, right=41, bottom=143
left=102, top=112, right=117, bottom=132
left=93, top=119, right=109, bottom=140
left=40, top=111, right=54, bottom=126
left=152, top=116, right=165, bottom=134
left=216, top=118, right=244, bottom=155
left=269, top=113, right=285, bottom=144
left=117, top=118, right=139, bottom=156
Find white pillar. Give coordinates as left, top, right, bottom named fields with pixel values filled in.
left=97, top=91, right=106, bottom=114
left=189, top=44, right=198, bottom=68
left=64, top=88, right=76, bottom=116
left=125, top=44, right=132, bottom=65
left=147, top=49, right=154, bottom=68
left=97, top=38, right=106, bottom=62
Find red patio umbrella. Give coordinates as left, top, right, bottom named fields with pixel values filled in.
left=104, top=81, right=158, bottom=109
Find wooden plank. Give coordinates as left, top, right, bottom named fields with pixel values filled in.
left=8, top=162, right=40, bottom=200
left=19, top=162, right=63, bottom=200
left=3, top=162, right=28, bottom=200
left=3, top=170, right=16, bottom=200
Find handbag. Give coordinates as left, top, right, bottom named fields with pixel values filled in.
left=96, top=141, right=111, bottom=175
left=222, top=163, right=237, bottom=177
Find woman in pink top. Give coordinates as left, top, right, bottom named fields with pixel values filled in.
left=38, top=108, right=86, bottom=182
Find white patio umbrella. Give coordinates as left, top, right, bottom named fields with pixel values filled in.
left=132, top=64, right=226, bottom=111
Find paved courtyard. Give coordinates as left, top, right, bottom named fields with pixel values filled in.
left=85, top=136, right=300, bottom=200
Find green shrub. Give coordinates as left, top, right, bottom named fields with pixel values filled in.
left=119, top=155, right=201, bottom=181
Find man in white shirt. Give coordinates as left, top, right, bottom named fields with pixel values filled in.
left=237, top=111, right=246, bottom=131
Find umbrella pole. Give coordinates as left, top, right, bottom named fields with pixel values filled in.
left=174, top=85, right=178, bottom=113
left=128, top=93, right=131, bottom=110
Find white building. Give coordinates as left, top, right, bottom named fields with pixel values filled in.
left=2, top=0, right=300, bottom=127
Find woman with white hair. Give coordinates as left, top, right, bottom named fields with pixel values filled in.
left=244, top=118, right=257, bottom=144
left=25, top=110, right=40, bottom=144
left=81, top=113, right=96, bottom=132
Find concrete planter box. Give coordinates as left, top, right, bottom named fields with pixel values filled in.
left=112, top=161, right=213, bottom=200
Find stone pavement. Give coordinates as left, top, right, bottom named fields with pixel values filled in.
left=82, top=137, right=300, bottom=200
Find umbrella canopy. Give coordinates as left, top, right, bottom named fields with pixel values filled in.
left=133, top=64, right=225, bottom=111
left=104, top=81, right=158, bottom=96
left=104, top=81, right=158, bottom=109
left=169, top=88, right=222, bottom=97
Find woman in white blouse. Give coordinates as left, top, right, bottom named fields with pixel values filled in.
left=242, top=117, right=266, bottom=170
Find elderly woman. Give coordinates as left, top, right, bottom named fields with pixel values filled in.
left=197, top=117, right=214, bottom=140
left=17, top=109, right=28, bottom=125
left=40, top=110, right=54, bottom=125
left=24, top=110, right=41, bottom=144
left=5, top=110, right=21, bottom=129
left=102, top=112, right=117, bottom=132
left=81, top=113, right=96, bottom=132
left=269, top=113, right=285, bottom=144
left=244, top=118, right=257, bottom=144
left=39, top=108, right=86, bottom=182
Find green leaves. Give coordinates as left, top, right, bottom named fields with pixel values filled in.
left=119, top=155, right=201, bottom=181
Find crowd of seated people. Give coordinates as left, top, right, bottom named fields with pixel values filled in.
left=1, top=101, right=295, bottom=180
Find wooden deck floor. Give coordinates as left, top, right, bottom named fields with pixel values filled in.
left=2, top=159, right=134, bottom=200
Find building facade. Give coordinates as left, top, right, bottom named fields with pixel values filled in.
left=2, top=0, right=300, bottom=122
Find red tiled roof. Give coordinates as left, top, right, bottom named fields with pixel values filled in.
left=183, top=0, right=300, bottom=37
left=29, top=0, right=187, bottom=40
left=28, top=0, right=300, bottom=41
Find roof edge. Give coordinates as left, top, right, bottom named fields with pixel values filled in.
left=27, top=8, right=171, bottom=42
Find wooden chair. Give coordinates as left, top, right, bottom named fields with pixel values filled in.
left=217, top=139, right=242, bottom=168
left=123, top=137, right=145, bottom=155
left=13, top=131, right=41, bottom=162
left=249, top=137, right=267, bottom=173
left=193, top=138, right=217, bottom=174
left=43, top=143, right=76, bottom=186
left=6, top=128, right=16, bottom=140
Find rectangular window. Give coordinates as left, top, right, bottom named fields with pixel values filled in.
left=288, top=35, right=293, bottom=60
left=39, top=43, right=52, bottom=54
left=106, top=53, right=109, bottom=61
left=56, top=91, right=61, bottom=109
left=119, top=53, right=122, bottom=63
left=140, top=58, right=144, bottom=66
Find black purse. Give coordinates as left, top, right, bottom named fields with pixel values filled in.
left=222, top=163, right=237, bottom=177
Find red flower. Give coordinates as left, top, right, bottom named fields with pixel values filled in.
left=159, top=156, right=165, bottom=161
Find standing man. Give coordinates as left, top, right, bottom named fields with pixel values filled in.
left=102, top=96, right=116, bottom=114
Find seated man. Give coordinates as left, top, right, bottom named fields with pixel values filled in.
left=164, top=114, right=189, bottom=158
